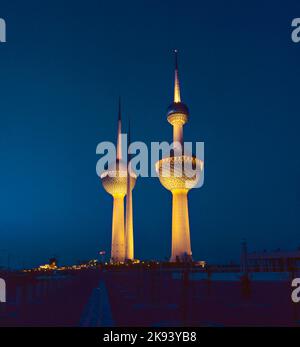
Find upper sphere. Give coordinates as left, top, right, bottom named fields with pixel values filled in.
left=167, top=102, right=189, bottom=118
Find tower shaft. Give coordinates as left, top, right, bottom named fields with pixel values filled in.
left=125, top=119, right=134, bottom=261
left=117, top=98, right=122, bottom=160
left=125, top=184, right=134, bottom=260
left=173, top=123, right=183, bottom=147
left=171, top=189, right=192, bottom=261
left=111, top=194, right=125, bottom=262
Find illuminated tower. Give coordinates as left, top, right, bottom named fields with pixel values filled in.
left=156, top=51, right=203, bottom=262
left=125, top=121, right=135, bottom=261
left=101, top=99, right=136, bottom=263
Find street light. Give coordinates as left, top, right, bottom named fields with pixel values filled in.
left=99, top=251, right=106, bottom=264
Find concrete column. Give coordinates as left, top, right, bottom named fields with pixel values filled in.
left=173, top=124, right=183, bottom=147
left=111, top=194, right=125, bottom=262
left=125, top=187, right=134, bottom=261
left=170, top=189, right=192, bottom=262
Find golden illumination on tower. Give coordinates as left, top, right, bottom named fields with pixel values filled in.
left=156, top=50, right=203, bottom=262
left=101, top=99, right=136, bottom=263
left=174, top=50, right=181, bottom=103
left=125, top=121, right=135, bottom=261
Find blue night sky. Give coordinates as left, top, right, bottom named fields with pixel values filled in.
left=0, top=0, right=299, bottom=268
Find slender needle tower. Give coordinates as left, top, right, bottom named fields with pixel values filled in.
left=101, top=99, right=127, bottom=263
left=156, top=51, right=203, bottom=262
left=125, top=120, right=135, bottom=261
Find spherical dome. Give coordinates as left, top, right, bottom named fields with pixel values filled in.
left=101, top=160, right=137, bottom=196
left=167, top=102, right=189, bottom=126
left=167, top=102, right=189, bottom=117
left=155, top=155, right=203, bottom=191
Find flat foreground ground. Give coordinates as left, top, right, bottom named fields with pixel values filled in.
left=0, top=269, right=299, bottom=326
left=104, top=269, right=299, bottom=327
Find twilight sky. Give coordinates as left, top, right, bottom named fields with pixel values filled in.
left=0, top=0, right=299, bottom=268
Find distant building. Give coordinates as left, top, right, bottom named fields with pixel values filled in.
left=37, top=258, right=58, bottom=271
left=49, top=258, right=58, bottom=269
left=247, top=249, right=300, bottom=272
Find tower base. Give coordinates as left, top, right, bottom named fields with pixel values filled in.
left=111, top=194, right=125, bottom=263
left=170, top=189, right=192, bottom=262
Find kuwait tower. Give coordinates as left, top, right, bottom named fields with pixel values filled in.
left=156, top=51, right=203, bottom=262
left=101, top=99, right=136, bottom=262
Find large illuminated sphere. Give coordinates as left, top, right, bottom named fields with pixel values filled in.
left=156, top=154, right=203, bottom=192
left=101, top=158, right=137, bottom=263
left=101, top=160, right=136, bottom=196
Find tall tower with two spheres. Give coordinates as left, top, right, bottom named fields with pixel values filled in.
left=101, top=100, right=136, bottom=262
left=156, top=51, right=203, bottom=262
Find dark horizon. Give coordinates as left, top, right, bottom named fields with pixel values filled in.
left=0, top=0, right=300, bottom=268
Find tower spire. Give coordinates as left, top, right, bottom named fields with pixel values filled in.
left=174, top=49, right=181, bottom=103
left=125, top=117, right=134, bottom=260
left=116, top=96, right=122, bottom=160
